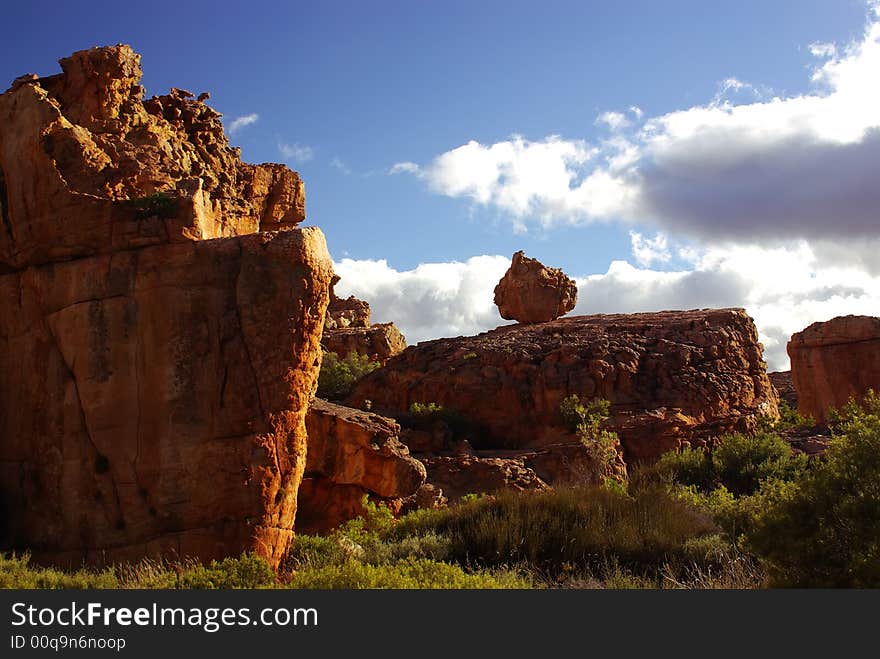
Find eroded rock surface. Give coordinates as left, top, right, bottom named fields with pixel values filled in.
left=0, top=46, right=328, bottom=568
left=788, top=315, right=880, bottom=423
left=0, top=45, right=304, bottom=271
left=349, top=309, right=778, bottom=463
left=321, top=275, right=406, bottom=364
left=493, top=251, right=577, bottom=323
left=298, top=399, right=426, bottom=533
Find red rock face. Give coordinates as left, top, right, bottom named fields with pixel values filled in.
left=349, top=309, right=778, bottom=463
left=0, top=45, right=304, bottom=271
left=299, top=399, right=426, bottom=533
left=0, top=46, right=330, bottom=568
left=788, top=315, right=880, bottom=423
left=493, top=251, right=577, bottom=323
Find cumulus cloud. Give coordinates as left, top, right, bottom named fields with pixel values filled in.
left=629, top=231, right=671, bottom=267
left=332, top=244, right=880, bottom=371
left=278, top=142, right=314, bottom=163
left=576, top=242, right=880, bottom=370
left=227, top=113, right=259, bottom=135
left=332, top=255, right=512, bottom=344
left=390, top=6, right=880, bottom=256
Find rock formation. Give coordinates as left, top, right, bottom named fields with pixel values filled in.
left=321, top=275, right=406, bottom=364
left=768, top=371, right=798, bottom=409
left=493, top=251, right=577, bottom=323
left=298, top=399, right=426, bottom=533
left=787, top=315, right=880, bottom=423
left=349, top=309, right=778, bottom=463
left=0, top=46, right=331, bottom=568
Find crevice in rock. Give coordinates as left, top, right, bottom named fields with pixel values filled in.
left=0, top=165, right=13, bottom=248
left=45, top=315, right=122, bottom=529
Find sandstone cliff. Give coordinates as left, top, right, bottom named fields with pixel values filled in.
left=788, top=315, right=880, bottom=423
left=349, top=309, right=778, bottom=463
left=0, top=46, right=329, bottom=568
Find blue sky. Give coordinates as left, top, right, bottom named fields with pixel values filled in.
left=2, top=1, right=879, bottom=368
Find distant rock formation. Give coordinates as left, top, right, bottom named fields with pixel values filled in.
left=299, top=399, right=426, bottom=533
left=349, top=309, right=778, bottom=463
left=788, top=315, right=880, bottom=423
left=0, top=45, right=331, bottom=568
left=321, top=275, right=406, bottom=364
left=768, top=371, right=798, bottom=409
left=494, top=251, right=577, bottom=323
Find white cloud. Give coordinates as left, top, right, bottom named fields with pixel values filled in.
left=629, top=231, right=671, bottom=267
left=391, top=9, right=880, bottom=260
left=332, top=244, right=880, bottom=371
left=332, top=255, right=512, bottom=344
left=331, top=157, right=351, bottom=175
left=227, top=113, right=259, bottom=135
left=596, top=111, right=630, bottom=131
left=278, top=142, right=314, bottom=163
left=388, top=161, right=421, bottom=175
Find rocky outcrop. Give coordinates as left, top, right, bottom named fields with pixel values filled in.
left=0, top=45, right=304, bottom=271
left=321, top=275, right=406, bottom=364
left=419, top=456, right=549, bottom=502
left=323, top=275, right=371, bottom=330
left=0, top=46, right=330, bottom=569
left=298, top=399, right=426, bottom=533
left=493, top=251, right=577, bottom=323
left=788, top=315, right=880, bottom=423
left=349, top=309, right=778, bottom=463
left=322, top=323, right=407, bottom=365
left=768, top=371, right=798, bottom=409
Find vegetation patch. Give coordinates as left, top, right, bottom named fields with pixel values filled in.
left=316, top=351, right=380, bottom=401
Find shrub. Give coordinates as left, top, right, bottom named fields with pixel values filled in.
left=177, top=554, right=277, bottom=589
left=425, top=485, right=719, bottom=578
left=0, top=554, right=120, bottom=589
left=316, top=351, right=380, bottom=400
left=127, top=191, right=178, bottom=220
left=657, top=431, right=809, bottom=497
left=559, top=395, right=621, bottom=482
left=409, top=401, right=445, bottom=416
left=747, top=391, right=880, bottom=587
left=286, top=557, right=530, bottom=589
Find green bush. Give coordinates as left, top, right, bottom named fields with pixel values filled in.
left=747, top=391, right=880, bottom=587
left=422, top=485, right=719, bottom=578
left=559, top=395, right=621, bottom=482
left=287, top=557, right=530, bottom=589
left=316, top=351, right=380, bottom=400
left=0, top=553, right=278, bottom=590
left=177, top=554, right=277, bottom=589
left=127, top=191, right=178, bottom=220
left=657, top=431, right=809, bottom=497
left=0, top=554, right=120, bottom=589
